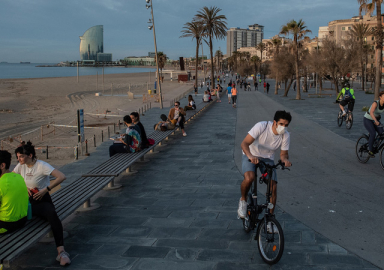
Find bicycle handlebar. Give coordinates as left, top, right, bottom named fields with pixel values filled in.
left=248, top=159, right=291, bottom=170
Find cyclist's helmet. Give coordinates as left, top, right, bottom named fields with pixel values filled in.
left=344, top=82, right=350, bottom=88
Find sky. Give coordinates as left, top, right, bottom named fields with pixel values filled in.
left=0, top=0, right=364, bottom=63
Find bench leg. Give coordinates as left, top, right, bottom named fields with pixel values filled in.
left=40, top=230, right=69, bottom=243
left=76, top=199, right=100, bottom=212
left=104, top=179, right=122, bottom=190
left=138, top=155, right=150, bottom=163
left=126, top=166, right=138, bottom=174
left=149, top=146, right=159, bottom=154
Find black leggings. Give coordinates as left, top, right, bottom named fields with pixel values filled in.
left=177, top=114, right=185, bottom=129
left=30, top=193, right=64, bottom=247
left=0, top=217, right=27, bottom=234
left=232, top=95, right=237, bottom=104
left=364, top=117, right=384, bottom=152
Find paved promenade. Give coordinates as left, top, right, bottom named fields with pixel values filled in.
left=12, top=81, right=381, bottom=269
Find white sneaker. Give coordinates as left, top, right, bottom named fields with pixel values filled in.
left=183, top=132, right=187, bottom=137
left=267, top=222, right=278, bottom=234
left=237, top=198, right=247, bottom=218
left=342, top=111, right=346, bottom=116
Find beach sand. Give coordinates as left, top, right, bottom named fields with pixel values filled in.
left=0, top=71, right=195, bottom=167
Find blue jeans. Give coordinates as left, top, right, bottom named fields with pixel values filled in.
left=364, top=117, right=383, bottom=152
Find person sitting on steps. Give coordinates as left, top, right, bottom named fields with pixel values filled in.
left=130, top=112, right=149, bottom=149
left=184, top=95, right=196, bottom=111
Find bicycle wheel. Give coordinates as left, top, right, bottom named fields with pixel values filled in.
left=337, top=111, right=343, bottom=127
left=243, top=193, right=254, bottom=233
left=256, top=216, right=284, bottom=265
left=380, top=147, right=384, bottom=170
left=356, top=135, right=370, bottom=163
left=346, top=113, right=353, bottom=130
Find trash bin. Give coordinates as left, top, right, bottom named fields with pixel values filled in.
left=148, top=90, right=152, bottom=94
left=153, top=90, right=157, bottom=94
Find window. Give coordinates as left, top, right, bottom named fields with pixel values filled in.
left=371, top=55, right=374, bottom=59
left=342, top=27, right=345, bottom=31
left=371, top=64, right=374, bottom=68
left=372, top=36, right=375, bottom=41
left=348, top=27, right=351, bottom=30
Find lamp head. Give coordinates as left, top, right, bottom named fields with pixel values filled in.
left=146, top=4, right=151, bottom=9
left=148, top=25, right=153, bottom=30
left=146, top=0, right=150, bottom=3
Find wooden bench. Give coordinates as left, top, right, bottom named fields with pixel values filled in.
left=0, top=93, right=217, bottom=268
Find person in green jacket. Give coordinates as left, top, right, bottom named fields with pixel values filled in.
left=336, top=82, right=355, bottom=116
left=0, top=150, right=28, bottom=234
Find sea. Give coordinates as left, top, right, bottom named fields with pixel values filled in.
left=0, top=63, right=156, bottom=79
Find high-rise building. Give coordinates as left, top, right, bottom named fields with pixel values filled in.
left=226, top=24, right=264, bottom=57
left=80, top=25, right=105, bottom=61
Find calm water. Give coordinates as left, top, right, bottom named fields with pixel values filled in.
left=0, top=63, right=156, bottom=79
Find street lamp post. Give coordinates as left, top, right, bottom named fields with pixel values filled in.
left=146, top=0, right=163, bottom=109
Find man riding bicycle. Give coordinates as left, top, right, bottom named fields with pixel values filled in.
left=336, top=82, right=355, bottom=116
left=238, top=110, right=292, bottom=220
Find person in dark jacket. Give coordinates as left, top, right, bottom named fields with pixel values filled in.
left=130, top=112, right=149, bottom=148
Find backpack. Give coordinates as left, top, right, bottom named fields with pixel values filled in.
left=344, top=88, right=351, bottom=100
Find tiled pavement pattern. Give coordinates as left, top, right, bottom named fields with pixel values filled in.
left=12, top=80, right=380, bottom=269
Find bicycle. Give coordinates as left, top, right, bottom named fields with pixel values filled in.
left=241, top=159, right=290, bottom=265
left=336, top=101, right=353, bottom=130
left=355, top=124, right=384, bottom=170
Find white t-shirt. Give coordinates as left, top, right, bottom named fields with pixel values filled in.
left=174, top=109, right=179, bottom=119
left=189, top=100, right=195, bottom=106
left=244, top=121, right=290, bottom=160
left=203, top=94, right=210, bottom=102
left=14, top=160, right=55, bottom=190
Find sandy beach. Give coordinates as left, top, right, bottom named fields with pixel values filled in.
left=0, top=71, right=195, bottom=166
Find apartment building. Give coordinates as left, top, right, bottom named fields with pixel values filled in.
left=226, top=24, right=264, bottom=57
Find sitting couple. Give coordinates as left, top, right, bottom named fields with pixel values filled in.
left=154, top=101, right=187, bottom=137
left=109, top=112, right=150, bottom=157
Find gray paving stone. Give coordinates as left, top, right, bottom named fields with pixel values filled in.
left=130, top=259, right=216, bottom=270
left=197, top=249, right=256, bottom=263
left=147, top=227, right=202, bottom=239
left=69, top=255, right=137, bottom=269
left=154, top=239, right=229, bottom=250
left=164, top=248, right=199, bottom=261
left=123, top=246, right=171, bottom=258
left=93, top=244, right=131, bottom=256
left=309, top=253, right=364, bottom=267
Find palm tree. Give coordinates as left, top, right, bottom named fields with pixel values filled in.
left=349, top=23, right=372, bottom=92
left=232, top=51, right=240, bottom=71
left=195, top=6, right=228, bottom=85
left=268, top=37, right=282, bottom=94
left=157, top=52, right=167, bottom=82
left=181, top=21, right=204, bottom=88
left=358, top=0, right=383, bottom=99
left=215, top=49, right=223, bottom=71
left=280, top=19, right=312, bottom=100
left=256, top=42, right=266, bottom=78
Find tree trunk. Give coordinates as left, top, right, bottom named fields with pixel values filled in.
left=274, top=72, right=279, bottom=95
left=284, top=78, right=294, bottom=97
left=209, top=35, right=214, bottom=86
left=374, top=2, right=382, bottom=100
left=319, top=76, right=323, bottom=92
left=333, top=78, right=339, bottom=93
left=294, top=38, right=301, bottom=100
left=195, top=39, right=199, bottom=89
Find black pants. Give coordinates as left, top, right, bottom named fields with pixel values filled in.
left=0, top=216, right=27, bottom=234
left=364, top=117, right=384, bottom=152
left=232, top=95, right=237, bottom=104
left=30, top=193, right=64, bottom=247
left=109, top=144, right=128, bottom=157
left=340, top=99, right=355, bottom=112
left=177, top=114, right=185, bottom=129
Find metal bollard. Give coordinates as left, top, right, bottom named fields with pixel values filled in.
left=46, top=146, right=49, bottom=159
left=107, top=126, right=110, bottom=138
left=101, top=130, right=104, bottom=142
left=94, top=134, right=96, bottom=147
left=113, top=122, right=116, bottom=134
left=85, top=140, right=90, bottom=156
left=75, top=146, right=78, bottom=160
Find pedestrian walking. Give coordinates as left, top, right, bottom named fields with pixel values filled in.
left=267, top=82, right=270, bottom=94
left=263, top=81, right=267, bottom=93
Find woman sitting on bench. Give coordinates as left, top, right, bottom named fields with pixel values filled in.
left=14, top=141, right=71, bottom=266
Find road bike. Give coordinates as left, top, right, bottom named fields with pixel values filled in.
left=356, top=125, right=384, bottom=170
left=241, top=160, right=290, bottom=265
left=336, top=101, right=353, bottom=130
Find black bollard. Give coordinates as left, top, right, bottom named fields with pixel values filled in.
left=46, top=146, right=49, bottom=159
left=101, top=130, right=104, bottom=142
left=94, top=134, right=96, bottom=147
